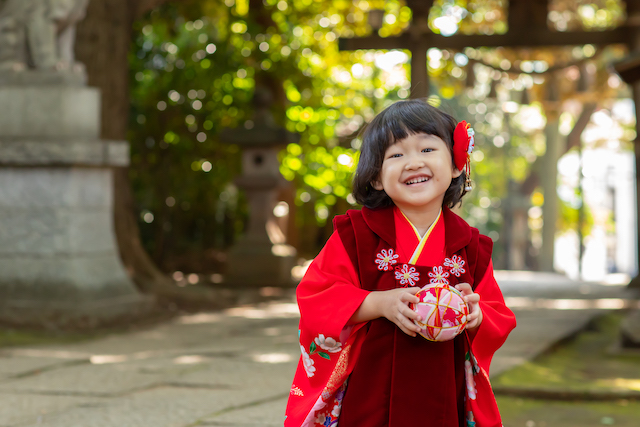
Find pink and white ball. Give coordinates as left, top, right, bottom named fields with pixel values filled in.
left=410, top=284, right=469, bottom=342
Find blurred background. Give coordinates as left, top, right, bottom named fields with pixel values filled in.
left=0, top=1, right=640, bottom=426
left=115, top=0, right=637, bottom=286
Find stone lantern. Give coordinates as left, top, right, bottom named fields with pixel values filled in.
left=220, top=87, right=298, bottom=287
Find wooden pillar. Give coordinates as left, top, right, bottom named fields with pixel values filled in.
left=540, top=74, right=562, bottom=271
left=410, top=42, right=429, bottom=99
left=540, top=114, right=561, bottom=271
left=406, top=0, right=433, bottom=99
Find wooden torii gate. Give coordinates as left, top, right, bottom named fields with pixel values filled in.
left=340, top=0, right=640, bottom=285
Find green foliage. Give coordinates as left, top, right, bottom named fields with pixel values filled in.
left=129, top=0, right=632, bottom=269
left=129, top=0, right=418, bottom=265
left=130, top=2, right=252, bottom=269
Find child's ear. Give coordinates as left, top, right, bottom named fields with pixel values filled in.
left=452, top=166, right=463, bottom=179
left=371, top=179, right=384, bottom=191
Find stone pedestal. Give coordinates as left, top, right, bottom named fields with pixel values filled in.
left=0, top=75, right=152, bottom=329
left=221, top=101, right=299, bottom=288
left=226, top=173, right=296, bottom=288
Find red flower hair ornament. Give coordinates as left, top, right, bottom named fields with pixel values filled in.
left=453, top=120, right=475, bottom=191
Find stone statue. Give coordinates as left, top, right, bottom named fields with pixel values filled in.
left=0, top=0, right=89, bottom=71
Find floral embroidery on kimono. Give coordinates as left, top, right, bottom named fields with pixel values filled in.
left=375, top=248, right=399, bottom=271
left=394, top=264, right=420, bottom=286
left=428, top=265, right=450, bottom=284
left=445, top=254, right=467, bottom=277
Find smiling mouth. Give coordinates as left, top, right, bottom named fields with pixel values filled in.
left=405, top=177, right=430, bottom=185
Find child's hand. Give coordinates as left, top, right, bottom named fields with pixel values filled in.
left=377, top=287, right=422, bottom=337
left=455, top=283, right=483, bottom=330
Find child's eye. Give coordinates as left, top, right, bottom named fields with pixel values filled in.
left=422, top=148, right=434, bottom=153
left=388, top=153, right=403, bottom=158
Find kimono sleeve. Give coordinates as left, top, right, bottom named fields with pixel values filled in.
left=287, top=229, right=370, bottom=426
left=296, top=229, right=370, bottom=341
left=470, top=241, right=517, bottom=374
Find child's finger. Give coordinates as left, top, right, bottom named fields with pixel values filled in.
left=402, top=305, right=420, bottom=321
left=464, top=294, right=480, bottom=304
left=401, top=317, right=421, bottom=336
left=402, top=287, right=421, bottom=302
left=393, top=300, right=419, bottom=321
left=466, top=307, right=483, bottom=329
left=401, top=293, right=420, bottom=304
left=401, top=327, right=417, bottom=337
left=394, top=308, right=420, bottom=328
left=455, top=283, right=472, bottom=295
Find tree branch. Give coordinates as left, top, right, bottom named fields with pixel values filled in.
left=566, top=102, right=597, bottom=152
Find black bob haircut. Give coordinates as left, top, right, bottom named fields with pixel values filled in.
left=352, top=99, right=468, bottom=209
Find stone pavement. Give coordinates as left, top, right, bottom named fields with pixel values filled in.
left=0, top=272, right=635, bottom=427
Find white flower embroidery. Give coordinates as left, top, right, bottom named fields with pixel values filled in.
left=444, top=255, right=466, bottom=277
left=428, top=265, right=450, bottom=284
left=467, top=127, right=475, bottom=154
left=300, top=344, right=316, bottom=378
left=375, top=248, right=399, bottom=271
left=314, top=334, right=342, bottom=353
left=394, top=264, right=420, bottom=286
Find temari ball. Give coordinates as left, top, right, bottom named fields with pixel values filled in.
left=410, top=284, right=469, bottom=341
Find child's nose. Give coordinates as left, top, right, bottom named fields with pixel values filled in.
left=405, top=154, right=426, bottom=169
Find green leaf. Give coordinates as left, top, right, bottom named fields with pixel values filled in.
left=318, top=352, right=331, bottom=360
left=309, top=341, right=316, bottom=354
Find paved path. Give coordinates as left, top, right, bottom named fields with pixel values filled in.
left=0, top=272, right=635, bottom=427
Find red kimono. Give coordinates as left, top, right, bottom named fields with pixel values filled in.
left=285, top=206, right=516, bottom=427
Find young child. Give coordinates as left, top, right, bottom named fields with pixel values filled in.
left=285, top=100, right=516, bottom=427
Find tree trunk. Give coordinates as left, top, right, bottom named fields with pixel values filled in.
left=516, top=103, right=596, bottom=271
left=75, top=0, right=173, bottom=293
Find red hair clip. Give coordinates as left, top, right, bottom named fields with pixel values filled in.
left=453, top=121, right=474, bottom=191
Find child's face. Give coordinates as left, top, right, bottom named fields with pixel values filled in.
left=372, top=133, right=462, bottom=213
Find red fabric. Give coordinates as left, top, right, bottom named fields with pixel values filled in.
left=393, top=207, right=445, bottom=265
left=453, top=121, right=471, bottom=171
left=285, top=206, right=516, bottom=427
left=470, top=258, right=514, bottom=373
left=341, top=207, right=462, bottom=426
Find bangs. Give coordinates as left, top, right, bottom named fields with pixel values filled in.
left=365, top=100, right=454, bottom=154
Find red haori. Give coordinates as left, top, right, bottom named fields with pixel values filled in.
left=285, top=206, right=516, bottom=427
